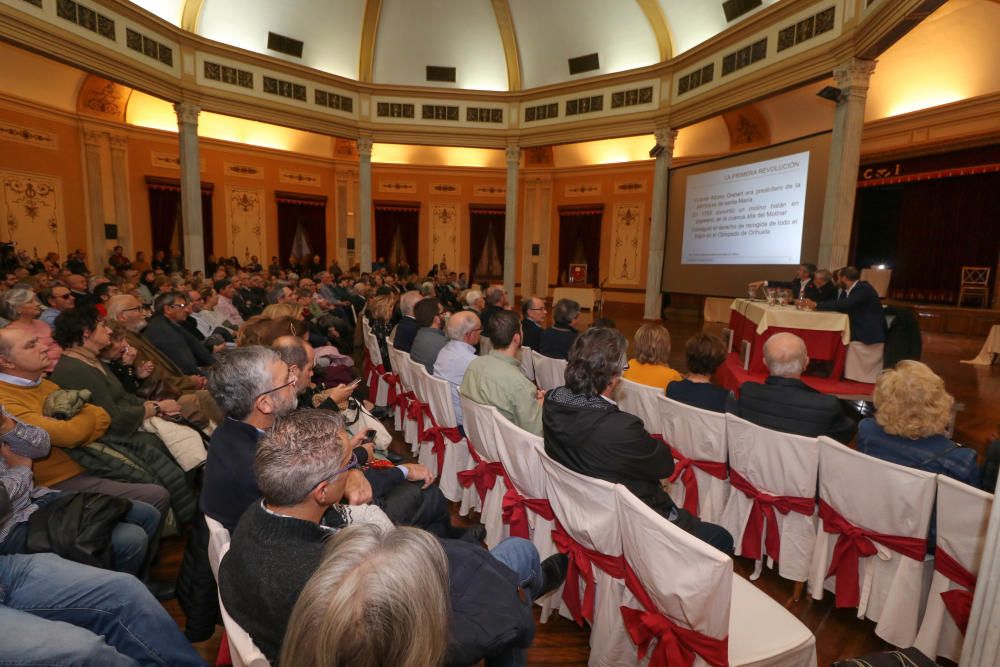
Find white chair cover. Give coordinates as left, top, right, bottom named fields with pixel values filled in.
left=613, top=378, right=665, bottom=433
left=718, top=415, right=818, bottom=583
left=205, top=516, right=271, bottom=667
left=654, top=396, right=730, bottom=523
left=423, top=372, right=479, bottom=514
left=808, top=437, right=936, bottom=647
left=385, top=345, right=405, bottom=431
left=407, top=360, right=440, bottom=466
left=914, top=476, right=994, bottom=662
left=518, top=346, right=535, bottom=381
left=540, top=454, right=632, bottom=666
left=389, top=348, right=420, bottom=446
left=459, top=396, right=508, bottom=548
left=362, top=319, right=393, bottom=407
left=532, top=350, right=567, bottom=391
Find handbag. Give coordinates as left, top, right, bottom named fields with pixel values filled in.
left=26, top=492, right=131, bottom=569
left=833, top=647, right=936, bottom=667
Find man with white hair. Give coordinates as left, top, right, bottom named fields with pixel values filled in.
left=392, top=290, right=423, bottom=352
left=463, top=289, right=484, bottom=314
left=736, top=332, right=855, bottom=443
left=433, top=311, right=482, bottom=427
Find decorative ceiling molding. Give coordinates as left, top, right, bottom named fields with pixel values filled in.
left=635, top=0, right=673, bottom=61
left=490, top=0, right=521, bottom=91
left=180, top=0, right=204, bottom=32
left=358, top=0, right=383, bottom=83
left=721, top=104, right=769, bottom=150
left=76, top=74, right=132, bottom=123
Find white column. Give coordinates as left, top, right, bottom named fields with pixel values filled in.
left=173, top=102, right=205, bottom=273
left=644, top=127, right=677, bottom=320
left=82, top=129, right=107, bottom=267
left=504, top=145, right=520, bottom=298
left=960, top=495, right=1000, bottom=666
left=108, top=134, right=131, bottom=252
left=357, top=137, right=373, bottom=273
left=818, top=58, right=876, bottom=271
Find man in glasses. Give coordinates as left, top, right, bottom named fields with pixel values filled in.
left=519, top=295, right=546, bottom=350
left=37, top=285, right=75, bottom=330
left=433, top=311, right=483, bottom=429
left=143, top=291, right=216, bottom=377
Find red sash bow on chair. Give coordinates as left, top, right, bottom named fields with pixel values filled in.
left=406, top=400, right=434, bottom=442
left=728, top=469, right=815, bottom=562
left=650, top=435, right=727, bottom=515
left=501, top=488, right=554, bottom=539
left=425, top=425, right=463, bottom=474
left=458, top=460, right=506, bottom=504
left=551, top=523, right=626, bottom=626
left=818, top=500, right=927, bottom=608
left=366, top=364, right=397, bottom=405
left=619, top=565, right=729, bottom=667
left=935, top=547, right=976, bottom=633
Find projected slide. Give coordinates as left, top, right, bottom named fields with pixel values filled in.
left=681, top=151, right=810, bottom=265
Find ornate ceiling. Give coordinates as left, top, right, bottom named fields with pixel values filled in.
left=128, top=0, right=780, bottom=91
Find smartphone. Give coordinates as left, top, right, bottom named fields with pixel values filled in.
left=362, top=429, right=377, bottom=444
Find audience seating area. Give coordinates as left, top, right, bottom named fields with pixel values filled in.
left=363, top=316, right=993, bottom=665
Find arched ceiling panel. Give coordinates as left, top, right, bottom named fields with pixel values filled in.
left=197, top=0, right=365, bottom=80
left=0, top=42, right=86, bottom=112
left=372, top=0, right=508, bottom=91
left=658, top=0, right=779, bottom=55
left=129, top=0, right=185, bottom=26
left=508, top=0, right=659, bottom=90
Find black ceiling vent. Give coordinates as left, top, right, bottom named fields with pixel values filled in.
left=426, top=66, right=457, bottom=82
left=568, top=52, right=600, bottom=75
left=267, top=32, right=303, bottom=58
left=722, top=0, right=763, bottom=22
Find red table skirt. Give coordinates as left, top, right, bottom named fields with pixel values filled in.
left=729, top=310, right=847, bottom=379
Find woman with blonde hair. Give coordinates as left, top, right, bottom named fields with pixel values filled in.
left=261, top=302, right=304, bottom=321
left=622, top=322, right=682, bottom=390
left=280, top=524, right=450, bottom=667
left=857, top=360, right=981, bottom=487
left=365, top=292, right=398, bottom=371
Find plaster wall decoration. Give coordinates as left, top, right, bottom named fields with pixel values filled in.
left=224, top=162, right=263, bottom=179
left=378, top=181, right=417, bottom=194
left=77, top=76, right=131, bottom=122
left=226, top=186, right=265, bottom=262
left=609, top=202, right=643, bottom=286
left=151, top=152, right=206, bottom=172
left=565, top=183, right=602, bottom=197
left=430, top=182, right=461, bottom=195
left=430, top=203, right=459, bottom=269
left=0, top=123, right=58, bottom=150
left=473, top=184, right=506, bottom=197
left=279, top=170, right=321, bottom=187
left=524, top=146, right=554, bottom=167
left=614, top=180, right=647, bottom=194
left=0, top=170, right=65, bottom=257
left=334, top=138, right=358, bottom=159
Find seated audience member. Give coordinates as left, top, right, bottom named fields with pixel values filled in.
left=190, top=287, right=236, bottom=341
left=281, top=525, right=449, bottom=667
left=520, top=296, right=546, bottom=350
left=1, top=287, right=61, bottom=371
left=144, top=291, right=216, bottom=376
left=0, top=553, right=203, bottom=665
left=737, top=332, right=855, bottom=443
left=463, top=288, right=485, bottom=315
left=67, top=273, right=95, bottom=308
left=537, top=298, right=580, bottom=360
left=622, top=323, right=682, bottom=390
left=857, top=360, right=980, bottom=487
left=812, top=269, right=838, bottom=302
left=92, top=282, right=118, bottom=317
left=50, top=307, right=207, bottom=473
left=392, top=290, right=423, bottom=352
left=462, top=310, right=543, bottom=435
left=749, top=263, right=820, bottom=301
left=213, top=279, right=246, bottom=327
left=543, top=328, right=734, bottom=554
left=220, top=409, right=564, bottom=665
left=365, top=293, right=398, bottom=372
left=433, top=311, right=482, bottom=427
left=479, top=286, right=508, bottom=332
left=38, top=285, right=75, bottom=329
left=667, top=333, right=735, bottom=413
left=0, top=327, right=171, bottom=518
left=410, top=297, right=448, bottom=373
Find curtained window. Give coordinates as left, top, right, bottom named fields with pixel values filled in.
left=145, top=177, right=213, bottom=267
left=374, top=202, right=420, bottom=273
left=469, top=206, right=505, bottom=282
left=557, top=205, right=603, bottom=286
left=277, top=192, right=327, bottom=267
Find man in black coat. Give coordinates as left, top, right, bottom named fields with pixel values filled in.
left=519, top=295, right=546, bottom=350
left=537, top=298, right=580, bottom=360
left=143, top=292, right=216, bottom=376
left=737, top=332, right=855, bottom=443
left=543, top=327, right=734, bottom=554
left=392, top=291, right=423, bottom=353
left=812, top=269, right=839, bottom=303
left=479, top=286, right=508, bottom=333
left=808, top=266, right=887, bottom=345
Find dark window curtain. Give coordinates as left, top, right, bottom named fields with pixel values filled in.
left=558, top=206, right=603, bottom=286
left=854, top=173, right=1000, bottom=303
left=201, top=191, right=213, bottom=260
left=277, top=194, right=327, bottom=267
left=469, top=207, right=505, bottom=282
left=147, top=186, right=180, bottom=255
left=374, top=203, right=419, bottom=273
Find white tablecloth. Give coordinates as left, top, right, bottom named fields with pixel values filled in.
left=551, top=287, right=598, bottom=310
left=731, top=299, right=851, bottom=345
left=962, top=324, right=1000, bottom=365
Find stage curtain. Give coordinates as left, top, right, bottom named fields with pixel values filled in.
left=374, top=203, right=419, bottom=273
left=277, top=194, right=327, bottom=266
left=557, top=206, right=603, bottom=286
left=147, top=186, right=180, bottom=257
left=469, top=207, right=505, bottom=282
left=201, top=191, right=213, bottom=261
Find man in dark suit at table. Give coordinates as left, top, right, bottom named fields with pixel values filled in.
left=802, top=266, right=887, bottom=383
left=812, top=269, right=839, bottom=303
left=749, top=263, right=821, bottom=301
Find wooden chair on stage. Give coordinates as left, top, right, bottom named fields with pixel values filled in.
left=957, top=266, right=990, bottom=308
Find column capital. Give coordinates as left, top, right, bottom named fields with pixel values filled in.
left=505, top=145, right=521, bottom=166
left=82, top=129, right=105, bottom=148
left=653, top=127, right=678, bottom=155
left=107, top=134, right=128, bottom=151
left=356, top=137, right=374, bottom=157
left=173, top=102, right=201, bottom=126
left=833, top=58, right=877, bottom=92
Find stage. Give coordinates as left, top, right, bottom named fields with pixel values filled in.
left=716, top=352, right=875, bottom=399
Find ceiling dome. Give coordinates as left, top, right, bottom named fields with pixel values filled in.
left=129, top=0, right=779, bottom=91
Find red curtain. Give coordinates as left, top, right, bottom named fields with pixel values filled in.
left=469, top=207, right=505, bottom=282
left=277, top=195, right=327, bottom=266
left=558, top=207, right=603, bottom=286
left=374, top=203, right=419, bottom=273
left=146, top=179, right=213, bottom=267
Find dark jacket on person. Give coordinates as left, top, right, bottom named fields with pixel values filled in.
left=543, top=386, right=678, bottom=520
left=883, top=306, right=922, bottom=368
left=816, top=280, right=887, bottom=344
left=143, top=313, right=216, bottom=376
left=201, top=418, right=263, bottom=533
left=737, top=376, right=855, bottom=443
left=769, top=276, right=820, bottom=301
left=410, top=327, right=448, bottom=373
left=521, top=318, right=543, bottom=350
left=219, top=501, right=534, bottom=666
left=479, top=305, right=505, bottom=333
left=537, top=325, right=578, bottom=360
left=50, top=355, right=148, bottom=439
left=814, top=280, right=838, bottom=303
left=857, top=418, right=981, bottom=488
left=392, top=316, right=420, bottom=353
left=666, top=378, right=735, bottom=414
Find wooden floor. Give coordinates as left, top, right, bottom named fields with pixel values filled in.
left=158, top=313, right=997, bottom=665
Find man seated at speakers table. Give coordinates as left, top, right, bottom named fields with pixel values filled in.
left=748, top=262, right=823, bottom=301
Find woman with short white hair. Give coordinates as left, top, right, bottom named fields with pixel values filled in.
left=1, top=286, right=61, bottom=371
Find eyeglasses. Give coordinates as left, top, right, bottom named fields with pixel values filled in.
left=52, top=292, right=73, bottom=300
left=254, top=377, right=297, bottom=400
left=528, top=306, right=546, bottom=311
left=168, top=302, right=188, bottom=309
left=121, top=304, right=149, bottom=313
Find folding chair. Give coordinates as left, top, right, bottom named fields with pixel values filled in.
left=423, top=372, right=479, bottom=514
left=518, top=345, right=535, bottom=381
left=613, top=377, right=664, bottom=433
left=531, top=350, right=567, bottom=391
left=459, top=396, right=508, bottom=548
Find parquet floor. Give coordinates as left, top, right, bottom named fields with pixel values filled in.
left=158, top=314, right=997, bottom=665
